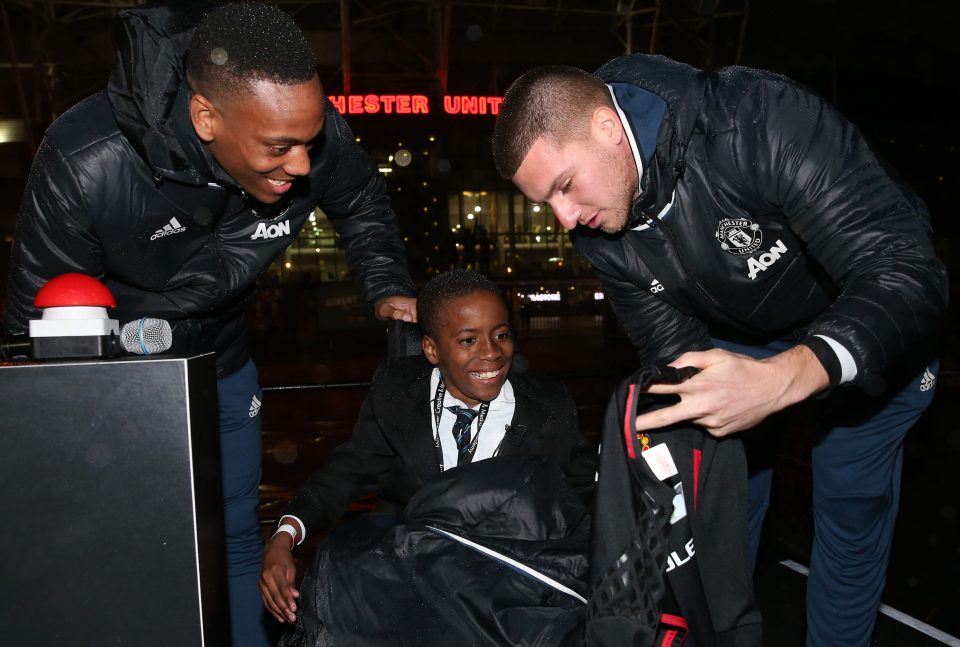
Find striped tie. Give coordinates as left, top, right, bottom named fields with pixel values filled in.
left=446, top=405, right=480, bottom=465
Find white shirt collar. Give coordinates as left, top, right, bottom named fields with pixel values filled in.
left=429, top=366, right=515, bottom=411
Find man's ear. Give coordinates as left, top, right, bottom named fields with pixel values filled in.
left=422, top=335, right=440, bottom=365
left=190, top=93, right=219, bottom=143
left=591, top=106, right=625, bottom=146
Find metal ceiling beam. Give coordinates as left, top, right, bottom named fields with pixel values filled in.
left=0, top=0, right=751, bottom=127
left=341, top=0, right=351, bottom=93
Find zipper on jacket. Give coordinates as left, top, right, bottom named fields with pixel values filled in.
left=651, top=215, right=727, bottom=314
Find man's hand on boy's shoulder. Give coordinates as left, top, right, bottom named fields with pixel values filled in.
left=259, top=534, right=300, bottom=624
left=375, top=295, right=417, bottom=322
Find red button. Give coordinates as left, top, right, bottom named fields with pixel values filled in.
left=33, top=273, right=117, bottom=308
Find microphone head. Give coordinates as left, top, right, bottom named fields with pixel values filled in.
left=120, top=318, right=172, bottom=355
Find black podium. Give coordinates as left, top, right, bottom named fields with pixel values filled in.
left=0, top=353, right=229, bottom=646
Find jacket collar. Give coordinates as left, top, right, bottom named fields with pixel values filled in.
left=107, top=3, right=211, bottom=185
left=168, top=79, right=235, bottom=187
left=495, top=373, right=551, bottom=455
left=606, top=82, right=669, bottom=230
left=596, top=54, right=709, bottom=229
left=607, top=82, right=665, bottom=174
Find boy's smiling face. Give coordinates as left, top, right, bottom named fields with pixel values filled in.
left=422, top=291, right=514, bottom=406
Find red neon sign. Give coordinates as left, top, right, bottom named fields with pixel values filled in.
left=443, top=96, right=503, bottom=115
left=326, top=94, right=503, bottom=116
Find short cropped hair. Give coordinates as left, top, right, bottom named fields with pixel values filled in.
left=492, top=65, right=613, bottom=179
left=186, top=2, right=316, bottom=102
left=418, top=270, right=504, bottom=339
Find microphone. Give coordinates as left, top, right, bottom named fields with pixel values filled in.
left=3, top=318, right=172, bottom=360
left=19, top=274, right=172, bottom=360
left=120, top=318, right=172, bottom=355
left=504, top=424, right=527, bottom=447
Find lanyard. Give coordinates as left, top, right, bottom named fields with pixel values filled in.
left=432, top=377, right=490, bottom=472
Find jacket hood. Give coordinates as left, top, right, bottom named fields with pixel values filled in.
left=595, top=54, right=710, bottom=222
left=107, top=3, right=212, bottom=184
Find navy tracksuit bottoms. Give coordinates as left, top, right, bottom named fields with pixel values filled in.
left=714, top=339, right=937, bottom=647
left=217, top=360, right=272, bottom=647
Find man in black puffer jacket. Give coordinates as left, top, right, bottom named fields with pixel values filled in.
left=492, top=56, right=947, bottom=646
left=2, top=3, right=415, bottom=646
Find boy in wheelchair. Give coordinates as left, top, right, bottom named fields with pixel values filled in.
left=259, top=270, right=596, bottom=644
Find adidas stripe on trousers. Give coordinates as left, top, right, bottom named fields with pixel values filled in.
left=217, top=360, right=272, bottom=647
left=713, top=338, right=937, bottom=647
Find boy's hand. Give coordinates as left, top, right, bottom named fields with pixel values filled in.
left=259, top=533, right=300, bottom=623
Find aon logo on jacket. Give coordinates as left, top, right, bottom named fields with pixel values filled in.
left=251, top=220, right=291, bottom=240
left=746, top=239, right=787, bottom=280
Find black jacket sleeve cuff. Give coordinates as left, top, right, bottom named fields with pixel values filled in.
left=799, top=336, right=842, bottom=388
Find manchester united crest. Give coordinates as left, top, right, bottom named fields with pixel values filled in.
left=715, top=218, right=762, bottom=254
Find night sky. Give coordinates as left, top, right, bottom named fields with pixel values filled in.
left=740, top=1, right=958, bottom=238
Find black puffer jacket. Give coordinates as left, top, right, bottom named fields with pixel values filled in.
left=282, top=355, right=597, bottom=539
left=3, top=4, right=414, bottom=376
left=573, top=55, right=947, bottom=391
left=286, top=455, right=590, bottom=647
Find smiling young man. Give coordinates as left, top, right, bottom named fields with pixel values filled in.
left=493, top=61, right=947, bottom=645
left=189, top=79, right=322, bottom=203
left=3, top=3, right=415, bottom=645
left=258, top=269, right=596, bottom=625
